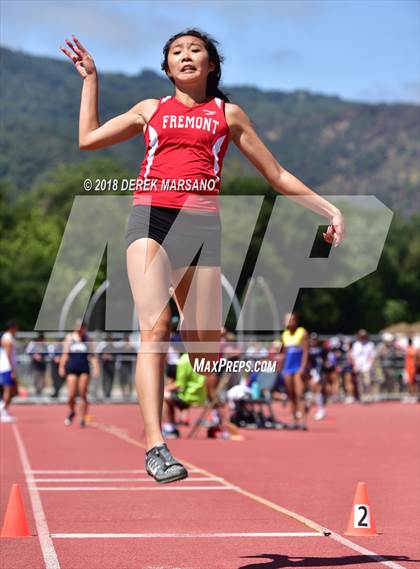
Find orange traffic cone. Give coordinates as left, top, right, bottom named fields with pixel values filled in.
left=1, top=484, right=31, bottom=537
left=345, top=482, right=378, bottom=536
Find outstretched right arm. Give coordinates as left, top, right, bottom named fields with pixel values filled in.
left=60, top=35, right=156, bottom=150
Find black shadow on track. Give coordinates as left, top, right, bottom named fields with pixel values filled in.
left=238, top=553, right=416, bottom=569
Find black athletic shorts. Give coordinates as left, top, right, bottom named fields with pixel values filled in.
left=125, top=205, right=221, bottom=268
left=65, top=365, right=90, bottom=376
left=165, top=363, right=178, bottom=380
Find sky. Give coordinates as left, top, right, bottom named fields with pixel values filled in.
left=0, top=0, right=419, bottom=104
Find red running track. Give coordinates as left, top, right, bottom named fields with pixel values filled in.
left=1, top=402, right=419, bottom=569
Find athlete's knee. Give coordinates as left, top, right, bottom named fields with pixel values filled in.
left=79, top=388, right=88, bottom=400
left=141, top=319, right=171, bottom=344
left=295, top=383, right=304, bottom=396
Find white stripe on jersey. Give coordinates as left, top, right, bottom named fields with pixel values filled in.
left=144, top=125, right=159, bottom=179
left=212, top=135, right=227, bottom=181
left=143, top=97, right=169, bottom=179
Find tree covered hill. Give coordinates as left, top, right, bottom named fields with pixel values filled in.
left=1, top=46, right=419, bottom=217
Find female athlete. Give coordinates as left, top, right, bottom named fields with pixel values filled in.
left=61, top=28, right=345, bottom=482
left=280, top=312, right=309, bottom=430
left=59, top=319, right=99, bottom=427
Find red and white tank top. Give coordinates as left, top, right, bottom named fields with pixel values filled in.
left=133, top=95, right=230, bottom=212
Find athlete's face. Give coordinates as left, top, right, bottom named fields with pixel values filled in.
left=166, top=36, right=215, bottom=85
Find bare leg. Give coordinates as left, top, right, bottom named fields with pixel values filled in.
left=329, top=370, right=340, bottom=401
left=172, top=265, right=222, bottom=371
left=78, top=373, right=90, bottom=420
left=293, top=372, right=306, bottom=424
left=1, top=386, right=12, bottom=410
left=284, top=374, right=296, bottom=422
left=172, top=265, right=229, bottom=431
left=66, top=375, right=78, bottom=414
left=127, top=238, right=172, bottom=451
left=344, top=370, right=355, bottom=399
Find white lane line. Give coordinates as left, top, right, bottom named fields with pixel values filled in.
left=26, top=469, right=200, bottom=474
left=31, top=486, right=231, bottom=491
left=12, top=425, right=61, bottom=569
left=51, top=532, right=323, bottom=539
left=93, top=422, right=413, bottom=569
left=329, top=532, right=408, bottom=569
left=94, top=421, right=331, bottom=535
left=30, top=477, right=223, bottom=483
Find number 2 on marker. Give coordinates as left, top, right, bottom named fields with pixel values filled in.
left=354, top=504, right=370, bottom=528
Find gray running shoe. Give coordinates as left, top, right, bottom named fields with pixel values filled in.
left=145, top=443, right=188, bottom=484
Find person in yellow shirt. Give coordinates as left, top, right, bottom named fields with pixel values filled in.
left=162, top=352, right=207, bottom=438
left=280, top=312, right=309, bottom=430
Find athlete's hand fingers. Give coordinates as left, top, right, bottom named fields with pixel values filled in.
left=65, top=38, right=82, bottom=58
left=71, top=34, right=89, bottom=55
left=322, top=225, right=335, bottom=244
left=60, top=46, right=78, bottom=64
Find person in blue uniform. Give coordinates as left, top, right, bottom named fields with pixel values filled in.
left=280, top=312, right=309, bottom=430
left=59, top=319, right=99, bottom=427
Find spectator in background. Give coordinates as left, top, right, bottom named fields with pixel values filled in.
left=351, top=329, right=376, bottom=403
left=324, top=336, right=341, bottom=402
left=162, top=351, right=207, bottom=438
left=270, top=340, right=287, bottom=403
left=26, top=332, right=48, bottom=396
left=403, top=337, right=419, bottom=403
left=48, top=339, right=65, bottom=398
left=376, top=333, right=403, bottom=397
left=166, top=343, right=181, bottom=384
left=308, top=333, right=327, bottom=420
left=59, top=319, right=100, bottom=427
left=115, top=335, right=136, bottom=401
left=208, top=329, right=244, bottom=431
left=220, top=331, right=243, bottom=389
left=280, top=312, right=309, bottom=430
left=164, top=319, right=185, bottom=421
left=97, top=334, right=117, bottom=399
left=0, top=320, right=19, bottom=423
left=342, top=339, right=356, bottom=403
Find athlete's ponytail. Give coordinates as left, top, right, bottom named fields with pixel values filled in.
left=161, top=28, right=230, bottom=103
